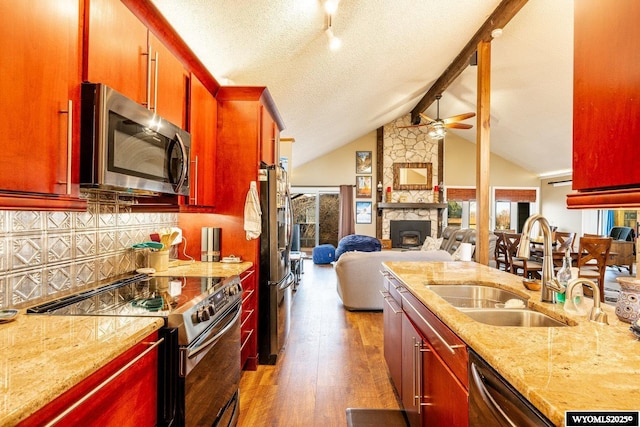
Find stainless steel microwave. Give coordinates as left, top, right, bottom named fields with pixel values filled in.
left=80, top=83, right=190, bottom=196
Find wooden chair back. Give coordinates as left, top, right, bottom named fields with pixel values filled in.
left=494, top=231, right=509, bottom=271
left=554, top=231, right=576, bottom=253
left=577, top=236, right=612, bottom=302
left=503, top=233, right=522, bottom=272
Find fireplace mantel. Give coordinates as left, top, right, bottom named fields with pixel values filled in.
left=378, top=202, right=447, bottom=210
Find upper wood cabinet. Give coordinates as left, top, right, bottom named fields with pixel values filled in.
left=260, top=105, right=278, bottom=165
left=186, top=74, right=218, bottom=208
left=85, top=0, right=148, bottom=105
left=569, top=0, right=640, bottom=208
left=85, top=0, right=187, bottom=128
left=0, top=0, right=85, bottom=210
left=148, top=32, right=188, bottom=127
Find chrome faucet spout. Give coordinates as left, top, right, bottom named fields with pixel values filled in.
left=565, top=278, right=608, bottom=324
left=518, top=214, right=563, bottom=303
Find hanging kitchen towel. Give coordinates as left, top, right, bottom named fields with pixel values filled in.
left=244, top=181, right=262, bottom=240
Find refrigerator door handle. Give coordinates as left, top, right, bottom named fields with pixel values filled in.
left=286, top=189, right=294, bottom=251
left=268, top=272, right=295, bottom=289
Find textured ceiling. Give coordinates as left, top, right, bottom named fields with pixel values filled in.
left=152, top=0, right=573, bottom=177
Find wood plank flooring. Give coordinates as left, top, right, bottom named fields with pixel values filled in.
left=238, top=260, right=401, bottom=426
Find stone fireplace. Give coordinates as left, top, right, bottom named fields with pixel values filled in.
left=378, top=115, right=443, bottom=241
left=390, top=220, right=431, bottom=249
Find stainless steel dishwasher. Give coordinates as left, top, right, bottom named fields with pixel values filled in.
left=469, top=350, right=554, bottom=427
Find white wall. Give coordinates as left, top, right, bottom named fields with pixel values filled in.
left=539, top=175, right=584, bottom=234
left=291, top=131, right=377, bottom=236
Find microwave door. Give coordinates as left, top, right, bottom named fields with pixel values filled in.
left=167, top=133, right=189, bottom=193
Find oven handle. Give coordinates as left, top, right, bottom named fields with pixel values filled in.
left=186, top=305, right=241, bottom=361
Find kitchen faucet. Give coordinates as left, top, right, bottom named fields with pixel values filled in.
left=565, top=278, right=609, bottom=324
left=517, top=214, right=564, bottom=303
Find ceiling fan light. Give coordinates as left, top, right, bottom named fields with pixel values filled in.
left=429, top=122, right=446, bottom=139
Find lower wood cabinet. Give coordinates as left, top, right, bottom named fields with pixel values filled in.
left=383, top=273, right=469, bottom=427
left=19, top=331, right=161, bottom=427
left=381, top=287, right=402, bottom=390
left=240, top=268, right=258, bottom=371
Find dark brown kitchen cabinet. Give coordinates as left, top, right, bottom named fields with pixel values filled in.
left=568, top=0, right=640, bottom=208
left=383, top=272, right=469, bottom=427
left=0, top=0, right=86, bottom=210
left=85, top=0, right=187, bottom=127
left=19, top=331, right=161, bottom=427
left=184, top=74, right=218, bottom=208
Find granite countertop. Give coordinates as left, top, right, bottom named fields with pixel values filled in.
left=0, top=313, right=163, bottom=425
left=150, top=260, right=253, bottom=278
left=382, top=261, right=640, bottom=427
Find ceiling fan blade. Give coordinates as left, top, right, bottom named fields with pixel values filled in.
left=419, top=112, right=436, bottom=123
left=443, top=112, right=476, bottom=124
left=445, top=122, right=473, bottom=129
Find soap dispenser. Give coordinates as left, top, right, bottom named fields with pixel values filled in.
left=555, top=249, right=572, bottom=303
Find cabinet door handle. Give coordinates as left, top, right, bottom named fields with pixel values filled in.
left=145, top=46, right=152, bottom=108
left=379, top=290, right=402, bottom=314
left=153, top=51, right=159, bottom=111
left=401, top=292, right=464, bottom=355
left=190, top=155, right=199, bottom=204
left=58, top=100, right=72, bottom=195
left=45, top=338, right=164, bottom=426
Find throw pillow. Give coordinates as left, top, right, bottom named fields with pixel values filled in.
left=421, top=236, right=443, bottom=251
left=451, top=244, right=463, bottom=260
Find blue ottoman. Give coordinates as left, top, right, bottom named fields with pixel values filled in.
left=312, top=244, right=336, bottom=264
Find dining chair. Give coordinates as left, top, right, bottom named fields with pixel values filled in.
left=552, top=231, right=576, bottom=268
left=494, top=231, right=510, bottom=271
left=577, top=236, right=612, bottom=303
left=554, top=231, right=576, bottom=252
left=504, top=233, right=543, bottom=279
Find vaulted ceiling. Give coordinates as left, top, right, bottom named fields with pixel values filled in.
left=152, top=0, right=574, bottom=177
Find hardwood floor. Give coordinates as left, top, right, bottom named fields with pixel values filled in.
left=238, top=260, right=401, bottom=426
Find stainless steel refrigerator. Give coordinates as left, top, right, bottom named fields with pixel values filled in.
left=258, top=165, right=294, bottom=365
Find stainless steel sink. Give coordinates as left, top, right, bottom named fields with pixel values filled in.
left=460, top=308, right=569, bottom=327
left=427, top=284, right=527, bottom=309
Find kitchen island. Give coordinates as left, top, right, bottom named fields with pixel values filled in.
left=383, top=261, right=640, bottom=426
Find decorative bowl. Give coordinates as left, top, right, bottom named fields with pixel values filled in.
left=522, top=278, right=541, bottom=291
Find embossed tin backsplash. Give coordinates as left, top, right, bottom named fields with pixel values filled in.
left=0, top=193, right=178, bottom=308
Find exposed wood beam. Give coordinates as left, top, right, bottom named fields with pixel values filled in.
left=410, top=0, right=528, bottom=122
left=476, top=41, right=492, bottom=265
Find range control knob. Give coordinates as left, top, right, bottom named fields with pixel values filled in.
left=206, top=305, right=215, bottom=316
left=198, top=309, right=210, bottom=322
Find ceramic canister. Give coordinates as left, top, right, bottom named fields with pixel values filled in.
left=615, top=278, right=640, bottom=323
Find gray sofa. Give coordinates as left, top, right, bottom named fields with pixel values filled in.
left=440, top=226, right=497, bottom=265
left=335, top=249, right=453, bottom=310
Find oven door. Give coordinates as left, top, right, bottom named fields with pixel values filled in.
left=179, top=301, right=241, bottom=427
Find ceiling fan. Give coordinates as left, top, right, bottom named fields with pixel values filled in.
left=401, top=95, right=476, bottom=139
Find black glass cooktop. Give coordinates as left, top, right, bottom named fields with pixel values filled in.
left=27, top=273, right=225, bottom=317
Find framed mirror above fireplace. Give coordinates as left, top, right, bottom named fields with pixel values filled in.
left=393, top=162, right=432, bottom=190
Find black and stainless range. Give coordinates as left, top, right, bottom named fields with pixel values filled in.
left=27, top=273, right=243, bottom=427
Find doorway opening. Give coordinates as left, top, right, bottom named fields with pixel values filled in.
left=291, top=188, right=339, bottom=252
